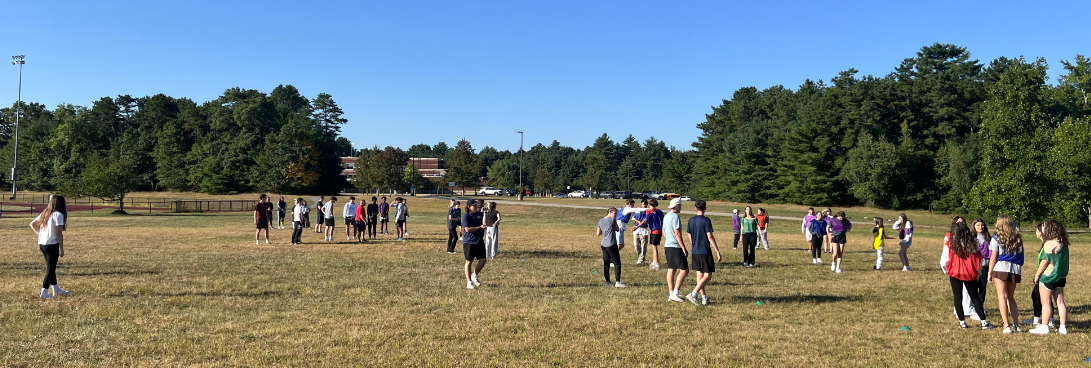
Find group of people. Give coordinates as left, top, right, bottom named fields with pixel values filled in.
left=798, top=208, right=914, bottom=273
left=252, top=194, right=410, bottom=245
left=451, top=199, right=503, bottom=290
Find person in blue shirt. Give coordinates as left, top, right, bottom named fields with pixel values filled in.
left=631, top=200, right=649, bottom=265
left=461, top=200, right=488, bottom=289
left=809, top=212, right=829, bottom=264
left=686, top=200, right=722, bottom=306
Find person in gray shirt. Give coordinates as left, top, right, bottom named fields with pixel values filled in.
left=597, top=207, right=625, bottom=288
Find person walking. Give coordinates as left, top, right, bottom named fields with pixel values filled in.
left=484, top=202, right=502, bottom=259
left=29, top=195, right=70, bottom=299
left=731, top=209, right=741, bottom=250
left=323, top=197, right=338, bottom=242
left=828, top=211, right=851, bottom=273
left=809, top=211, right=828, bottom=264
left=597, top=207, right=625, bottom=288
left=291, top=198, right=305, bottom=245
left=378, top=196, right=390, bottom=235
left=1029, top=220, right=1070, bottom=335
left=366, top=197, right=379, bottom=240
left=461, top=200, right=488, bottom=289
left=893, top=214, right=914, bottom=271
left=632, top=200, right=650, bottom=266
left=645, top=199, right=665, bottom=270
left=802, top=208, right=816, bottom=253
left=740, top=206, right=759, bottom=267
left=446, top=199, right=462, bottom=253
left=277, top=196, right=287, bottom=230
left=872, top=217, right=893, bottom=270
left=989, top=215, right=1024, bottom=333
left=343, top=196, right=358, bottom=241
left=756, top=208, right=770, bottom=250
left=940, top=218, right=997, bottom=330
left=663, top=198, right=688, bottom=302
left=822, top=208, right=833, bottom=254
left=685, top=200, right=722, bottom=306
left=254, top=194, right=272, bottom=245
left=314, top=196, right=325, bottom=233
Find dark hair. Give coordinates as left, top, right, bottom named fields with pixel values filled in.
left=744, top=206, right=755, bottom=219
left=607, top=207, right=618, bottom=214
left=950, top=220, right=977, bottom=258
left=836, top=211, right=846, bottom=219
left=350, top=196, right=356, bottom=201
left=649, top=199, right=658, bottom=208
left=758, top=208, right=766, bottom=215
left=626, top=198, right=635, bottom=206
left=808, top=207, right=814, bottom=213
left=371, top=196, right=377, bottom=202
left=695, top=200, right=707, bottom=211
left=381, top=196, right=386, bottom=200
left=972, top=218, right=991, bottom=240
left=260, top=193, right=267, bottom=200
left=1041, top=220, right=1070, bottom=249
left=330, top=196, right=338, bottom=202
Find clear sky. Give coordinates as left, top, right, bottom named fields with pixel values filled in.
left=4, top=1, right=1089, bottom=153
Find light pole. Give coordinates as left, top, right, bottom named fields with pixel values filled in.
left=516, top=131, right=523, bottom=201
left=10, top=55, right=24, bottom=200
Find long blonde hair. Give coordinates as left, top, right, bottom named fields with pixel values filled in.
left=37, top=195, right=68, bottom=229
left=994, top=215, right=1023, bottom=255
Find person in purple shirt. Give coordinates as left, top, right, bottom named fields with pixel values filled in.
left=828, top=211, right=852, bottom=273
left=645, top=199, right=665, bottom=270
left=732, top=209, right=741, bottom=250
left=802, top=208, right=816, bottom=254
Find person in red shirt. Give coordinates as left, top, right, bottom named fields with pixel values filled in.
left=355, top=199, right=368, bottom=243
left=756, top=208, right=770, bottom=250
left=254, top=194, right=271, bottom=245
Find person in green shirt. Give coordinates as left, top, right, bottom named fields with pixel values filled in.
left=740, top=206, right=759, bottom=267
left=1029, top=220, right=1070, bottom=335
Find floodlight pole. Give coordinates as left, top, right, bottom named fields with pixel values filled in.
left=517, top=131, right=523, bottom=201
left=10, top=55, right=24, bottom=200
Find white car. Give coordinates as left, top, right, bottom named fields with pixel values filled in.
left=478, top=187, right=504, bottom=196
left=568, top=190, right=587, bottom=198
left=680, top=196, right=693, bottom=201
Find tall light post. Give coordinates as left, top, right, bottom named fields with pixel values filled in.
left=10, top=55, right=24, bottom=200
left=516, top=131, right=523, bottom=201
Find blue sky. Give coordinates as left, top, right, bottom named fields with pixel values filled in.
left=4, top=1, right=1089, bottom=153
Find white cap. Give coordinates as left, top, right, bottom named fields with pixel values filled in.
left=669, top=198, right=682, bottom=209
left=733, top=209, right=739, bottom=214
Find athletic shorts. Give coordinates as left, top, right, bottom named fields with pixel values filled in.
left=665, top=248, right=688, bottom=270
left=805, top=232, right=813, bottom=242
left=396, top=220, right=405, bottom=228
left=381, top=216, right=389, bottom=223
left=691, top=254, right=715, bottom=273
left=325, top=218, right=335, bottom=226
left=464, top=243, right=486, bottom=261
left=345, top=217, right=355, bottom=226
left=832, top=232, right=847, bottom=244
left=991, top=271, right=1022, bottom=284
left=356, top=220, right=366, bottom=229
left=899, top=239, right=912, bottom=247
left=255, top=220, right=269, bottom=229
left=649, top=233, right=663, bottom=246
left=1043, top=278, right=1066, bottom=291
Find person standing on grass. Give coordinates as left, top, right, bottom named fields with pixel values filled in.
left=354, top=197, right=368, bottom=243
left=940, top=218, right=997, bottom=330
left=1024, top=223, right=1058, bottom=329
left=971, top=219, right=992, bottom=313
left=277, top=196, right=287, bottom=230
left=872, top=217, right=894, bottom=270
left=379, top=196, right=390, bottom=235
left=989, top=215, right=1024, bottom=334
left=366, top=197, right=379, bottom=240
left=254, top=194, right=272, bottom=245
left=343, top=196, right=358, bottom=241
left=802, top=208, right=816, bottom=253
left=462, top=200, right=488, bottom=289
left=1030, top=220, right=1070, bottom=335
left=756, top=208, right=770, bottom=250
left=632, top=200, right=650, bottom=266
left=731, top=209, right=741, bottom=250
left=29, top=195, right=69, bottom=299
left=828, top=211, right=851, bottom=273
left=301, top=199, right=310, bottom=229
left=740, top=206, right=759, bottom=268
left=615, top=199, right=637, bottom=252
left=291, top=198, right=305, bottom=245
left=645, top=199, right=665, bottom=270
left=809, top=211, right=828, bottom=264
left=944, top=217, right=981, bottom=321
left=323, top=196, right=337, bottom=242
left=597, top=207, right=625, bottom=288
left=394, top=197, right=408, bottom=241
left=686, top=200, right=722, bottom=306
left=663, top=198, right=688, bottom=302
left=893, top=214, right=914, bottom=271
left=314, top=196, right=325, bottom=233
left=446, top=199, right=461, bottom=253
left=822, top=208, right=833, bottom=254
left=484, top=202, right=502, bottom=259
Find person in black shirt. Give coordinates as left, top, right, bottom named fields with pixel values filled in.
left=366, top=197, right=379, bottom=240
left=277, top=196, right=287, bottom=230
left=484, top=202, right=502, bottom=259
left=461, top=200, right=487, bottom=289
left=446, top=199, right=462, bottom=253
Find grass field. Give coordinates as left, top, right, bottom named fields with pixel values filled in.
left=1, top=194, right=1088, bottom=366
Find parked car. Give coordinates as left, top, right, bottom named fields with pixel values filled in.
left=661, top=193, right=680, bottom=200
left=598, top=191, right=614, bottom=199
left=568, top=190, right=587, bottom=198
left=616, top=191, right=633, bottom=199
left=679, top=196, right=693, bottom=201
left=642, top=191, right=662, bottom=200
left=478, top=187, right=504, bottom=196
left=552, top=193, right=567, bottom=198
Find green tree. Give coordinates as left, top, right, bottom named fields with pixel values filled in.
left=1060, top=54, right=1091, bottom=106
left=486, top=158, right=519, bottom=189
left=534, top=168, right=555, bottom=194
left=1049, top=116, right=1091, bottom=227
left=444, top=139, right=482, bottom=195
left=581, top=151, right=607, bottom=193
left=65, top=153, right=141, bottom=214
left=840, top=133, right=902, bottom=207
left=311, top=93, right=347, bottom=137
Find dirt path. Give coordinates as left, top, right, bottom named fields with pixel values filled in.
left=426, top=196, right=806, bottom=222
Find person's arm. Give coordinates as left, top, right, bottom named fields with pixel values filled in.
left=494, top=212, right=502, bottom=226
left=939, top=244, right=950, bottom=273
left=675, top=227, right=687, bottom=257
left=596, top=226, right=603, bottom=237
left=904, top=223, right=913, bottom=242
left=1034, top=258, right=1050, bottom=284
left=708, top=232, right=721, bottom=262
left=30, top=219, right=41, bottom=234
left=57, top=227, right=65, bottom=257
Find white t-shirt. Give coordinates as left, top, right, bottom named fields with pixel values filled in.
left=323, top=201, right=335, bottom=219
left=32, top=211, right=66, bottom=245
left=343, top=203, right=357, bottom=218
left=293, top=204, right=304, bottom=222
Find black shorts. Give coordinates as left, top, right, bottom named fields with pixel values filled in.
left=691, top=254, right=715, bottom=273
left=345, top=217, right=355, bottom=226
left=665, top=247, right=688, bottom=270
left=464, top=243, right=486, bottom=261
left=381, top=216, right=389, bottom=223
left=356, top=220, right=366, bottom=229
left=832, top=232, right=847, bottom=244
left=1043, top=278, right=1066, bottom=290
left=325, top=218, right=335, bottom=227
left=649, top=233, right=663, bottom=246
left=396, top=220, right=405, bottom=228
left=256, top=220, right=269, bottom=230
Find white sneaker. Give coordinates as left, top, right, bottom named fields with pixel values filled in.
left=614, top=282, right=626, bottom=288
left=981, top=320, right=997, bottom=330
left=817, top=258, right=822, bottom=264
left=51, top=285, right=69, bottom=296
left=39, top=288, right=51, bottom=299
left=812, top=258, right=817, bottom=264
left=701, top=296, right=710, bottom=305
left=265, top=239, right=270, bottom=244
left=1015, top=324, right=1024, bottom=333
left=1023, top=317, right=1040, bottom=325
left=831, top=263, right=837, bottom=271
left=1029, top=325, right=1049, bottom=335
left=1002, top=326, right=1013, bottom=334
left=471, top=274, right=481, bottom=287
left=466, top=281, right=475, bottom=290
left=685, top=293, right=699, bottom=305
left=958, top=321, right=969, bottom=329
left=650, top=262, right=660, bottom=270
left=902, top=266, right=911, bottom=271
left=668, top=294, right=684, bottom=303
left=255, top=240, right=260, bottom=245
left=636, top=260, right=644, bottom=265
left=1059, top=325, right=1067, bottom=335
left=835, top=267, right=842, bottom=274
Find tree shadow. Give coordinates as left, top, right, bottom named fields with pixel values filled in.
left=730, top=294, right=861, bottom=304
left=506, top=250, right=597, bottom=259
left=105, top=290, right=285, bottom=298
left=67, top=269, right=160, bottom=277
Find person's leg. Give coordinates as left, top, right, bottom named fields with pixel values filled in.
left=475, top=258, right=487, bottom=276
left=635, top=234, right=646, bottom=264
left=875, top=246, right=883, bottom=269
left=965, top=280, right=986, bottom=321
left=1039, top=283, right=1054, bottom=326
left=675, top=269, right=688, bottom=290
left=995, top=279, right=1010, bottom=327
left=976, top=265, right=989, bottom=308
left=601, top=248, right=612, bottom=283
left=1056, top=287, right=1067, bottom=326
left=950, top=277, right=966, bottom=321
left=693, top=272, right=710, bottom=297
left=1031, top=281, right=1042, bottom=319
left=742, top=236, right=752, bottom=264
left=835, top=243, right=845, bottom=269
left=733, top=233, right=740, bottom=250
left=811, top=236, right=822, bottom=260
left=899, top=244, right=910, bottom=269
left=41, top=244, right=59, bottom=289
left=608, top=245, right=622, bottom=283
left=666, top=268, right=676, bottom=291
left=464, top=260, right=473, bottom=283
left=263, top=228, right=270, bottom=242
left=1006, top=282, right=1020, bottom=327
left=255, top=229, right=260, bottom=242
left=749, top=233, right=758, bottom=264
left=759, top=228, right=769, bottom=250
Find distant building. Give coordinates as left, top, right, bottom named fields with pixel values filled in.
left=339, top=157, right=447, bottom=181
left=341, top=157, right=358, bottom=182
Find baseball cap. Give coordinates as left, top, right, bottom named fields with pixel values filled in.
left=733, top=209, right=739, bottom=214
left=669, top=198, right=682, bottom=209
left=467, top=199, right=478, bottom=206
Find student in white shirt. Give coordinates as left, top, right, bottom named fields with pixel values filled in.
left=291, top=198, right=306, bottom=245
left=29, top=195, right=70, bottom=299
left=323, top=197, right=338, bottom=241
left=343, top=197, right=358, bottom=241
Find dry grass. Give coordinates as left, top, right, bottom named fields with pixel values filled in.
left=1, top=195, right=1088, bottom=367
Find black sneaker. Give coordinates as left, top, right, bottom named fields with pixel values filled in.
left=981, top=321, right=997, bottom=330
left=959, top=321, right=969, bottom=329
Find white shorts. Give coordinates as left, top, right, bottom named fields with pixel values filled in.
left=806, top=232, right=813, bottom=242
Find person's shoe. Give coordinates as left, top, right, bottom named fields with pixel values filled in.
left=396, top=237, right=403, bottom=241
left=447, top=251, right=455, bottom=254
left=668, top=294, right=685, bottom=303
left=614, top=282, right=626, bottom=288
left=733, top=247, right=737, bottom=250
left=650, top=262, right=660, bottom=270
left=958, top=321, right=968, bottom=329
left=51, top=285, right=69, bottom=296
left=265, top=239, right=270, bottom=244
left=466, top=281, right=475, bottom=290
left=471, top=274, right=481, bottom=287
left=1023, top=317, right=1040, bottom=326
left=605, top=283, right=614, bottom=287
left=636, top=260, right=644, bottom=265
left=981, top=320, right=997, bottom=330
left=1058, top=325, right=1067, bottom=335
left=40, top=288, right=51, bottom=299
left=831, top=263, right=837, bottom=271
left=746, top=264, right=754, bottom=268
left=256, top=240, right=260, bottom=245
left=1029, top=325, right=1050, bottom=335
left=1002, top=326, right=1013, bottom=334
left=812, top=258, right=817, bottom=264
left=902, top=266, right=911, bottom=271
left=701, top=296, right=710, bottom=305
left=685, top=293, right=699, bottom=305
left=1015, top=324, right=1024, bottom=333
left=1049, top=319, right=1057, bottom=329
left=874, top=266, right=880, bottom=270
left=835, top=267, right=842, bottom=274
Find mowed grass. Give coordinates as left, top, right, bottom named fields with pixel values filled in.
left=1, top=195, right=1089, bottom=367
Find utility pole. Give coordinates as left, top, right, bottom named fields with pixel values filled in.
left=10, top=55, right=25, bottom=200
left=516, top=131, right=524, bottom=201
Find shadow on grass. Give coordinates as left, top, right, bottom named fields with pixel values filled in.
left=730, top=294, right=861, bottom=304
left=67, top=269, right=160, bottom=277
left=505, top=250, right=597, bottom=259
left=105, top=290, right=285, bottom=298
